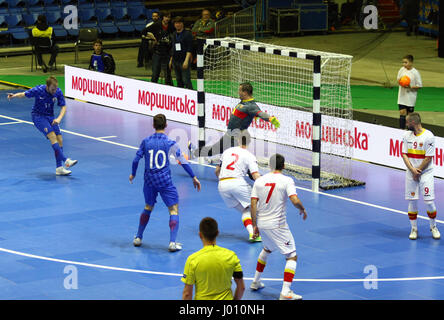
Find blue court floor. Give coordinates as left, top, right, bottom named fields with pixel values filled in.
left=1, top=90, right=444, bottom=300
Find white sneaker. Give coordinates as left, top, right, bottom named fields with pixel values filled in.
left=409, top=227, right=418, bottom=240
left=56, top=166, right=71, bottom=176
left=279, top=290, right=302, bottom=300
left=431, top=226, right=441, bottom=240
left=133, top=237, right=142, bottom=247
left=168, top=242, right=182, bottom=252
left=250, top=281, right=265, bottom=291
left=65, top=158, right=78, bottom=168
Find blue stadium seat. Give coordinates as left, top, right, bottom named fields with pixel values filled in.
left=45, top=4, right=60, bottom=12
left=23, top=12, right=39, bottom=26
left=98, top=21, right=117, bottom=34
left=9, top=26, right=29, bottom=41
left=0, top=8, right=7, bottom=14
left=43, top=0, right=56, bottom=4
left=80, top=20, right=98, bottom=29
left=110, top=1, right=125, bottom=8
left=79, top=2, right=94, bottom=9
left=45, top=10, right=62, bottom=24
left=51, top=24, right=67, bottom=38
left=128, top=6, right=146, bottom=20
left=79, top=8, right=96, bottom=23
left=60, top=0, right=75, bottom=4
left=7, top=0, right=26, bottom=8
left=0, top=15, right=6, bottom=27
left=132, top=19, right=147, bottom=32
left=5, top=14, right=23, bottom=27
left=28, top=6, right=44, bottom=14
left=95, top=1, right=110, bottom=9
left=95, top=7, right=112, bottom=21
left=111, top=6, right=127, bottom=21
left=26, top=0, right=43, bottom=6
left=115, top=20, right=134, bottom=33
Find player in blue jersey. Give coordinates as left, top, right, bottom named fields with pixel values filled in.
left=7, top=76, right=77, bottom=176
left=130, top=114, right=201, bottom=252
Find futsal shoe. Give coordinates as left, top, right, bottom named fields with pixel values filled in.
left=250, top=281, right=265, bottom=291
left=65, top=158, right=78, bottom=168
left=279, top=291, right=303, bottom=300
left=431, top=226, right=441, bottom=240
left=249, top=235, right=262, bottom=242
left=168, top=242, right=182, bottom=252
left=56, top=166, right=71, bottom=176
left=409, top=227, right=418, bottom=240
left=133, top=237, right=142, bottom=247
left=187, top=141, right=197, bottom=159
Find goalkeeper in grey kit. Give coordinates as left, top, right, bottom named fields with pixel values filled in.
left=188, top=82, right=281, bottom=158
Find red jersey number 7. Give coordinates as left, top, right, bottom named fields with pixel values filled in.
left=226, top=153, right=239, bottom=171
left=265, top=183, right=276, bottom=204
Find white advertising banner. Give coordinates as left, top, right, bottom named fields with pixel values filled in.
left=64, top=66, right=444, bottom=178
left=64, top=65, right=198, bottom=125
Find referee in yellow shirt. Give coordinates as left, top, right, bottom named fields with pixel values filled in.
left=182, top=217, right=245, bottom=300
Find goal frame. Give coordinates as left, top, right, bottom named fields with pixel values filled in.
left=196, top=38, right=322, bottom=192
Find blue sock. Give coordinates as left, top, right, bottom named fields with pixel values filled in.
left=169, top=215, right=179, bottom=243
left=136, top=209, right=151, bottom=239
left=51, top=142, right=66, bottom=168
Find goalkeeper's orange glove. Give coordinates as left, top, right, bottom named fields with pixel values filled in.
left=269, top=116, right=280, bottom=128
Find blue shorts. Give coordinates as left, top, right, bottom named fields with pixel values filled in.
left=32, top=114, right=61, bottom=138
left=143, top=181, right=179, bottom=208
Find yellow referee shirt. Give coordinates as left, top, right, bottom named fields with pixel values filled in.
left=181, top=245, right=242, bottom=300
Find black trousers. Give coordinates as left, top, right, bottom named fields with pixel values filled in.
left=35, top=44, right=58, bottom=66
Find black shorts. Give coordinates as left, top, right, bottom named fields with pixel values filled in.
left=398, top=104, right=414, bottom=113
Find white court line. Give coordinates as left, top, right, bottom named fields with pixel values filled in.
left=97, top=136, right=117, bottom=139
left=0, top=121, right=23, bottom=126
left=1, top=113, right=443, bottom=284
left=1, top=247, right=444, bottom=283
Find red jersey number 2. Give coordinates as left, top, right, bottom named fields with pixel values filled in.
left=265, top=183, right=276, bottom=203
left=226, top=153, right=239, bottom=171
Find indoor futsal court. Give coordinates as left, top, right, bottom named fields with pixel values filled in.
left=1, top=92, right=444, bottom=300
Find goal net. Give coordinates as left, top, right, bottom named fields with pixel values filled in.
left=198, top=37, right=365, bottom=190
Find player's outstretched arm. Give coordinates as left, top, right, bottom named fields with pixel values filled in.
left=290, top=195, right=307, bottom=220
left=52, top=106, right=66, bottom=126
left=7, top=92, right=26, bottom=100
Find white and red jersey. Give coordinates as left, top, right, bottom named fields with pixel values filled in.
left=402, top=128, right=435, bottom=173
left=251, top=172, right=297, bottom=229
left=397, top=67, right=422, bottom=107
left=218, top=146, right=259, bottom=180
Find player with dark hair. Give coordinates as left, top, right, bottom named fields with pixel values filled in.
left=402, top=112, right=439, bottom=240
left=250, top=153, right=308, bottom=300
left=7, top=76, right=77, bottom=175
left=181, top=217, right=245, bottom=300
left=397, top=54, right=422, bottom=129
left=130, top=114, right=201, bottom=251
left=188, top=82, right=281, bottom=159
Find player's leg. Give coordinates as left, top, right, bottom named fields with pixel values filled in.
left=160, top=184, right=181, bottom=251
left=280, top=253, right=301, bottom=300
left=54, top=125, right=77, bottom=169
left=234, top=203, right=255, bottom=238
left=134, top=182, right=157, bottom=246
left=271, top=227, right=302, bottom=300
left=406, top=171, right=419, bottom=239
left=251, top=227, right=276, bottom=290
left=251, top=246, right=271, bottom=290
left=421, top=172, right=440, bottom=239
left=399, top=105, right=408, bottom=129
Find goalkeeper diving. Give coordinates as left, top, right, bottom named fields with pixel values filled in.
left=188, top=82, right=280, bottom=159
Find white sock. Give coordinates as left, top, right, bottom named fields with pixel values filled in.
left=253, top=249, right=270, bottom=283
left=281, top=260, right=297, bottom=295
left=408, top=200, right=418, bottom=229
